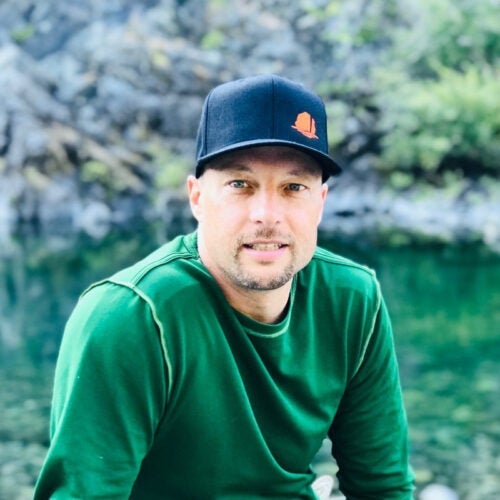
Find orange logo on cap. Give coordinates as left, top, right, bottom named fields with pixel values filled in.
left=292, top=112, right=318, bottom=139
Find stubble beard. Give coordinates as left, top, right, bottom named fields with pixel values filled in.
left=224, top=260, right=297, bottom=291
left=224, top=237, right=299, bottom=291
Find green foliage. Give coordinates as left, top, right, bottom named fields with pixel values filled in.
left=10, top=24, right=36, bottom=43
left=81, top=160, right=130, bottom=193
left=80, top=157, right=146, bottom=194
left=81, top=160, right=111, bottom=185
left=302, top=0, right=342, bottom=19
left=325, top=100, right=351, bottom=148
left=376, top=65, right=500, bottom=174
left=150, top=50, right=171, bottom=70
left=390, top=0, right=499, bottom=76
left=310, top=0, right=498, bottom=182
left=200, top=29, right=225, bottom=50
left=149, top=143, right=191, bottom=190
left=207, top=0, right=229, bottom=8
left=367, top=0, right=500, bottom=180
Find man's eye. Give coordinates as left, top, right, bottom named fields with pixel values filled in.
left=229, top=180, right=248, bottom=189
left=287, top=183, right=306, bottom=192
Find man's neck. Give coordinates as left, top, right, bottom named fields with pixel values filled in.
left=224, top=283, right=292, bottom=324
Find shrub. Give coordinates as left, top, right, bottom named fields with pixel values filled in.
left=371, top=0, right=499, bottom=179
left=375, top=65, right=500, bottom=176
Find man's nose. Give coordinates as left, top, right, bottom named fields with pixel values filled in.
left=249, top=189, right=283, bottom=225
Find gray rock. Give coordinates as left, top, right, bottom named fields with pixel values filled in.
left=78, top=200, right=112, bottom=238
left=419, top=484, right=458, bottom=500
left=0, top=0, right=497, bottom=254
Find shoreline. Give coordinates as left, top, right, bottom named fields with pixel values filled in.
left=2, top=175, right=499, bottom=255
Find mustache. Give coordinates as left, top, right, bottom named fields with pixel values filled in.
left=237, top=228, right=292, bottom=245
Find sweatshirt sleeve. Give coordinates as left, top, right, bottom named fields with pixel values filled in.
left=34, top=281, right=168, bottom=499
left=328, top=294, right=414, bottom=499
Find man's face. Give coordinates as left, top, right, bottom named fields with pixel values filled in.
left=188, top=146, right=328, bottom=294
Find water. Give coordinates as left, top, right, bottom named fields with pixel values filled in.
left=1, top=225, right=499, bottom=499
left=320, top=237, right=500, bottom=499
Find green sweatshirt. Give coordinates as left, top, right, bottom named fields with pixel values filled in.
left=34, top=232, right=413, bottom=499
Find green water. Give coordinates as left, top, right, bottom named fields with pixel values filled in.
left=1, top=226, right=499, bottom=498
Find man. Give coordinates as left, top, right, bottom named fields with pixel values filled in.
left=35, top=74, right=414, bottom=499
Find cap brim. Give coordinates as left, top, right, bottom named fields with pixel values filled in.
left=195, top=139, right=342, bottom=180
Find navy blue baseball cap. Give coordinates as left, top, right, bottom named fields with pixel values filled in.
left=195, top=74, right=342, bottom=180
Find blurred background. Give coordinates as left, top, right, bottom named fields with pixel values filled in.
left=0, top=0, right=498, bottom=498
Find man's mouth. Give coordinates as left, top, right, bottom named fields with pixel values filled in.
left=243, top=243, right=286, bottom=251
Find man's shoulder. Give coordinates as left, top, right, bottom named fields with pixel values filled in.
left=82, top=232, right=202, bottom=300
left=311, top=245, right=376, bottom=280
left=305, top=245, right=381, bottom=301
left=110, top=232, right=199, bottom=285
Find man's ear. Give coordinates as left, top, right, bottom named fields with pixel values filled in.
left=317, top=182, right=329, bottom=225
left=187, top=175, right=202, bottom=222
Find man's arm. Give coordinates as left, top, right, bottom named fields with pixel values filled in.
left=329, top=297, right=414, bottom=499
left=34, top=282, right=168, bottom=499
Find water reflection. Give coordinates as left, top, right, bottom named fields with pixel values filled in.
left=321, top=239, right=500, bottom=499
left=1, top=226, right=499, bottom=499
